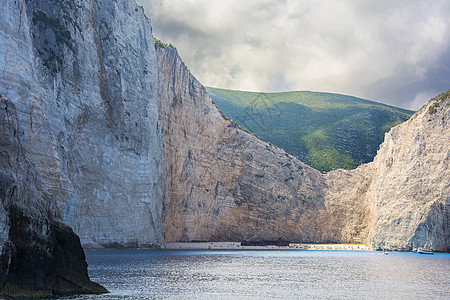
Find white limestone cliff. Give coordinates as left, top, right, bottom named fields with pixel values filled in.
left=0, top=0, right=447, bottom=252
left=156, top=45, right=449, bottom=251
left=0, top=94, right=107, bottom=297
left=0, top=0, right=166, bottom=248
left=156, top=46, right=341, bottom=243
left=363, top=93, right=449, bottom=250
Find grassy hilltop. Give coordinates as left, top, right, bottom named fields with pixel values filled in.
left=206, top=87, right=414, bottom=172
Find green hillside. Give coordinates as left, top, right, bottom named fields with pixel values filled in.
left=206, top=87, right=414, bottom=172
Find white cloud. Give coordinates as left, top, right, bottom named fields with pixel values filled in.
left=138, top=0, right=450, bottom=110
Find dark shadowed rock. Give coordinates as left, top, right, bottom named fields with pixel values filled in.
left=0, top=95, right=108, bottom=298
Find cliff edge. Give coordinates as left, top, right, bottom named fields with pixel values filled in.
left=365, top=92, right=449, bottom=251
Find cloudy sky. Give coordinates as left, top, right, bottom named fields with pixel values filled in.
left=137, top=0, right=450, bottom=110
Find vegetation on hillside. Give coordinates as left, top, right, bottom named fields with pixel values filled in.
left=206, top=87, right=414, bottom=172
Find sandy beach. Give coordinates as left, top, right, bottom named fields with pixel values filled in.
left=163, top=242, right=372, bottom=251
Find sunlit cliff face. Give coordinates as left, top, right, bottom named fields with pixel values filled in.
left=1, top=0, right=448, bottom=253
left=156, top=42, right=449, bottom=251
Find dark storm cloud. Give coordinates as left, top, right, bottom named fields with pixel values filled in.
left=137, top=0, right=450, bottom=109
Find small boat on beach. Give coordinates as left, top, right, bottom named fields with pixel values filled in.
left=417, top=248, right=434, bottom=255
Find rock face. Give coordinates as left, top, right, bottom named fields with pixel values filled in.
left=0, top=0, right=447, bottom=253
left=0, top=95, right=107, bottom=297
left=156, top=46, right=370, bottom=244
left=360, top=92, right=449, bottom=251
left=324, top=92, right=449, bottom=251
left=157, top=45, right=449, bottom=251
left=0, top=0, right=166, bottom=248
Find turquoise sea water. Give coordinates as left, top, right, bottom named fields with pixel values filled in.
left=58, top=249, right=449, bottom=299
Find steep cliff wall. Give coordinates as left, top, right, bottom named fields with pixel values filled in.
left=0, top=0, right=166, bottom=247
left=0, top=95, right=107, bottom=297
left=324, top=92, right=449, bottom=251
left=363, top=92, right=449, bottom=251
left=0, top=0, right=447, bottom=252
left=157, top=46, right=448, bottom=251
left=157, top=46, right=370, bottom=244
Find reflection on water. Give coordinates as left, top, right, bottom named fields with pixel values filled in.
left=59, top=250, right=449, bottom=299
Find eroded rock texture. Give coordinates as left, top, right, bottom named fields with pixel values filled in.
left=0, top=0, right=166, bottom=248
left=0, top=0, right=447, bottom=253
left=0, top=95, right=107, bottom=297
left=157, top=46, right=449, bottom=251
left=324, top=92, right=449, bottom=251
left=157, top=46, right=369, bottom=244
left=362, top=93, right=449, bottom=251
